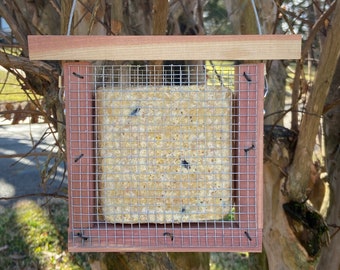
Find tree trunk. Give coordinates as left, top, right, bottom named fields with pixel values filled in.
left=5, top=0, right=340, bottom=269
left=224, top=0, right=258, bottom=35
left=262, top=126, right=317, bottom=269
left=224, top=0, right=285, bottom=126
left=70, top=0, right=107, bottom=35
left=225, top=2, right=340, bottom=269
left=89, top=252, right=209, bottom=270
left=110, top=0, right=124, bottom=35
left=318, top=57, right=340, bottom=270
left=167, top=0, right=205, bottom=84
left=224, top=1, right=287, bottom=268
left=149, top=0, right=168, bottom=84
left=286, top=1, right=340, bottom=202
left=264, top=60, right=287, bottom=126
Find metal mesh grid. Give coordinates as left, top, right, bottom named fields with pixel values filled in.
left=65, top=62, right=263, bottom=252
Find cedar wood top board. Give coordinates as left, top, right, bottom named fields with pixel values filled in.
left=28, top=35, right=301, bottom=61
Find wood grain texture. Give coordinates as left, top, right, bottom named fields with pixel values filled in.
left=28, top=35, right=301, bottom=60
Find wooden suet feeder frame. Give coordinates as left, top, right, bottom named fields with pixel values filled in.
left=28, top=35, right=301, bottom=252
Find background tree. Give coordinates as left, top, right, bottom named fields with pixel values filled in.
left=225, top=0, right=286, bottom=127
left=223, top=1, right=339, bottom=269
left=1, top=0, right=339, bottom=269
left=317, top=26, right=340, bottom=270
left=1, top=0, right=208, bottom=269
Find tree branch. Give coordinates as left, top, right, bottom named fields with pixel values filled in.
left=291, top=0, right=336, bottom=131
left=0, top=51, right=58, bottom=83
left=0, top=192, right=67, bottom=201
left=287, top=1, right=340, bottom=202
left=0, top=1, right=29, bottom=54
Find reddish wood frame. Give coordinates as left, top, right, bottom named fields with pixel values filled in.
left=65, top=62, right=264, bottom=252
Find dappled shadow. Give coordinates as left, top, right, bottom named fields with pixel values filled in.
left=0, top=199, right=89, bottom=269
left=0, top=123, right=88, bottom=268
left=0, top=123, right=67, bottom=207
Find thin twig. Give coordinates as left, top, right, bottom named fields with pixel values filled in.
left=88, top=0, right=101, bottom=35
left=77, top=0, right=113, bottom=35
left=328, top=225, right=340, bottom=239
left=0, top=192, right=68, bottom=201
left=49, top=0, right=61, bottom=16
left=10, top=129, right=50, bottom=167
left=0, top=152, right=57, bottom=159
left=208, top=60, right=224, bottom=87
left=0, top=70, right=10, bottom=94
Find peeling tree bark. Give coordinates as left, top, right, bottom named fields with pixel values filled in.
left=290, top=2, right=336, bottom=132
left=262, top=127, right=318, bottom=270
left=110, top=0, right=123, bottom=35
left=225, top=2, right=340, bottom=269
left=318, top=56, right=340, bottom=270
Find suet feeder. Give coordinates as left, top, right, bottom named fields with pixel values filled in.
left=28, top=35, right=301, bottom=252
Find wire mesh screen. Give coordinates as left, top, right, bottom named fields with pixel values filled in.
left=65, top=62, right=263, bottom=252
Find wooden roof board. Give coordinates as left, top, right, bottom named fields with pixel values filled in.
left=28, top=35, right=301, bottom=61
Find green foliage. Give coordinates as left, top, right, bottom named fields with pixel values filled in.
left=210, top=252, right=249, bottom=270
left=204, top=0, right=232, bottom=34
left=0, top=209, right=31, bottom=268
left=222, top=206, right=236, bottom=221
